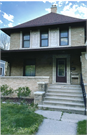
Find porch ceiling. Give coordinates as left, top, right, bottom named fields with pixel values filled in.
left=1, top=46, right=86, bottom=62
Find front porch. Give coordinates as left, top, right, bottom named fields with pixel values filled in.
left=1, top=47, right=87, bottom=115
left=1, top=47, right=84, bottom=86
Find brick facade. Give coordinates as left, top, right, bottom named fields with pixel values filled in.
left=10, top=33, right=20, bottom=50
left=10, top=27, right=85, bottom=50
left=0, top=76, right=49, bottom=98
left=71, top=27, right=84, bottom=46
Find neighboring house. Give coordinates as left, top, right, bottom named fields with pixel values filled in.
left=0, top=60, right=5, bottom=76
left=1, top=5, right=87, bottom=113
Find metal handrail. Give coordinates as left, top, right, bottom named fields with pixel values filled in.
left=80, top=73, right=86, bottom=115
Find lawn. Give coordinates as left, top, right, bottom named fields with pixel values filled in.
left=77, top=120, right=87, bottom=135
left=1, top=102, right=44, bottom=135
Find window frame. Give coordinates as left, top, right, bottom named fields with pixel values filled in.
left=59, top=28, right=69, bottom=46
left=40, top=30, right=48, bottom=47
left=22, top=33, right=30, bottom=48
left=23, top=59, right=36, bottom=76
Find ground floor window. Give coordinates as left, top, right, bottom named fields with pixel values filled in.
left=24, top=59, right=35, bottom=76
left=0, top=67, right=2, bottom=76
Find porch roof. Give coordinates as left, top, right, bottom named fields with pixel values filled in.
left=1, top=46, right=86, bottom=62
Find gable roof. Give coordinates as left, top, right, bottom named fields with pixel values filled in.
left=1, top=12, right=86, bottom=36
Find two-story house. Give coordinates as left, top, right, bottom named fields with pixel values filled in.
left=1, top=5, right=87, bottom=114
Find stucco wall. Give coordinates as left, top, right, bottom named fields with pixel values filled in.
left=10, top=26, right=85, bottom=50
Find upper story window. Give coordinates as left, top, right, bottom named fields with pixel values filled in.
left=23, top=33, right=30, bottom=48
left=60, top=29, right=69, bottom=46
left=40, top=31, right=48, bottom=47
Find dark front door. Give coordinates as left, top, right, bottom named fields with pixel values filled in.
left=56, top=58, right=67, bottom=82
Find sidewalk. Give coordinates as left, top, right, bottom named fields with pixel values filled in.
left=35, top=110, right=87, bottom=135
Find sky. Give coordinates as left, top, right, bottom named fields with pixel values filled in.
left=0, top=0, right=87, bottom=29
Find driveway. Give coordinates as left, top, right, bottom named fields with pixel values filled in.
left=35, top=110, right=87, bottom=135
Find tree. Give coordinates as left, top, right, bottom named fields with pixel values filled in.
left=0, top=32, right=10, bottom=50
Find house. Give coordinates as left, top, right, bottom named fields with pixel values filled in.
left=1, top=5, right=87, bottom=114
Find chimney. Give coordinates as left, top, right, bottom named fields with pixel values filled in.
left=51, top=5, right=57, bottom=13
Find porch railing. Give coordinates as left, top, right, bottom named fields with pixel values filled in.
left=80, top=73, right=86, bottom=115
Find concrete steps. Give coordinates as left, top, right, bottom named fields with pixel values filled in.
left=38, top=104, right=85, bottom=115
left=38, top=84, right=85, bottom=114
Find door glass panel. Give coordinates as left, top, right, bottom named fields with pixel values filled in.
left=58, top=60, right=65, bottom=77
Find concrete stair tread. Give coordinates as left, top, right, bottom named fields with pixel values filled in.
left=48, top=87, right=81, bottom=90
left=38, top=104, right=85, bottom=111
left=47, top=89, right=82, bottom=93
left=45, top=96, right=84, bottom=101
left=43, top=100, right=84, bottom=106
left=46, top=93, right=82, bottom=96
left=49, top=84, right=81, bottom=87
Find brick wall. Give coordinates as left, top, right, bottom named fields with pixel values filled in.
left=0, top=76, right=49, bottom=98
left=71, top=26, right=84, bottom=46
left=10, top=33, right=20, bottom=50
left=10, top=27, right=85, bottom=50
left=10, top=54, right=53, bottom=83
left=81, top=52, right=87, bottom=93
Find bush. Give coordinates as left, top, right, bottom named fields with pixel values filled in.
left=1, top=84, right=14, bottom=96
left=15, top=87, right=31, bottom=99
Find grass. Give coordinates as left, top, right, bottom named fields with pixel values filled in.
left=77, top=120, right=87, bottom=135
left=1, top=102, right=44, bottom=135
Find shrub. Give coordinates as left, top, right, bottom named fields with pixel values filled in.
left=1, top=84, right=14, bottom=96
left=15, top=87, right=31, bottom=99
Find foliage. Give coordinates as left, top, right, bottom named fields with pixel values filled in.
left=15, top=87, right=31, bottom=99
left=0, top=32, right=10, bottom=49
left=1, top=103, right=44, bottom=135
left=77, top=120, right=87, bottom=135
left=1, top=84, right=14, bottom=96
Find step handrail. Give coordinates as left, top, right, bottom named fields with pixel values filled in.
left=80, top=73, right=86, bottom=115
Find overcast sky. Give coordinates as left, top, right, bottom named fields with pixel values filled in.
left=0, top=1, right=87, bottom=28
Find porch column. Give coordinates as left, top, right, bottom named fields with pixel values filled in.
left=81, top=52, right=87, bottom=115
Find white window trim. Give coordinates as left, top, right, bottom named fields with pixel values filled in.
left=20, top=31, right=22, bottom=48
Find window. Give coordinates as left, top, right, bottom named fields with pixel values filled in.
left=60, top=29, right=69, bottom=46
left=24, top=60, right=35, bottom=76
left=23, top=33, right=30, bottom=48
left=41, top=31, right=48, bottom=47
left=0, top=68, right=2, bottom=76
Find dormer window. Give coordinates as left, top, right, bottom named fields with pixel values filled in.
left=60, top=28, right=69, bottom=46
left=23, top=33, right=30, bottom=48
left=40, top=31, right=48, bottom=47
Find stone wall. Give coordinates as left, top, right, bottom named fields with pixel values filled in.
left=0, top=76, right=49, bottom=98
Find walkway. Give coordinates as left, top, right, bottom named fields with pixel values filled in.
left=35, top=110, right=87, bottom=135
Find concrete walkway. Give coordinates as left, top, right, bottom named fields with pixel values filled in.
left=35, top=110, right=87, bottom=135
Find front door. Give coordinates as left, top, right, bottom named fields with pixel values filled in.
left=56, top=58, right=67, bottom=82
